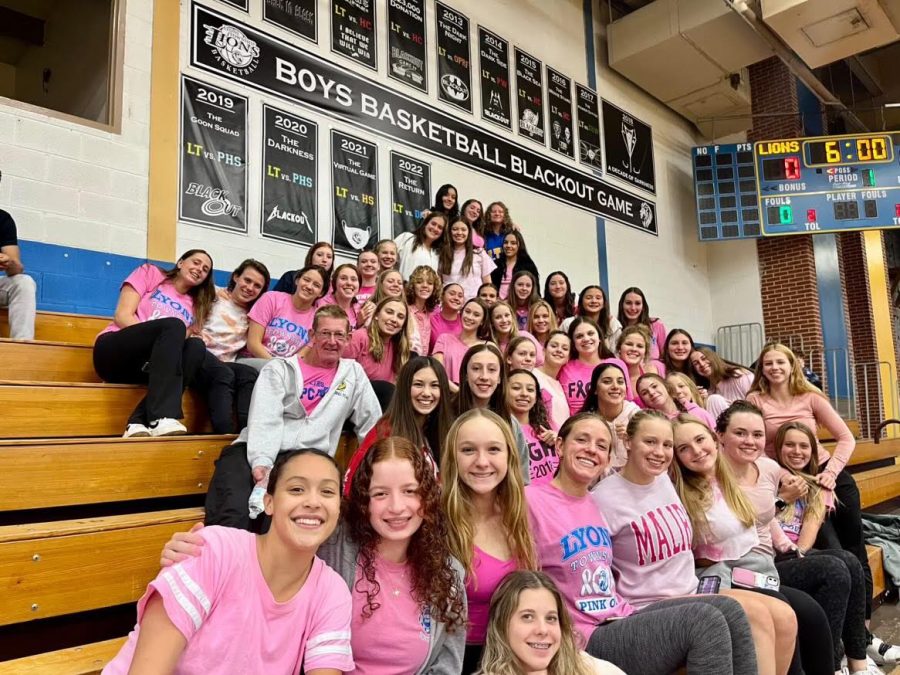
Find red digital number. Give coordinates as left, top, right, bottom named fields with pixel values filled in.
left=784, top=156, right=801, bottom=180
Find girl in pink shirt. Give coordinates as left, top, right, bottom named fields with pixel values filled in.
left=343, top=356, right=453, bottom=495
left=489, top=301, right=544, bottom=366
left=355, top=250, right=380, bottom=307
left=374, top=239, right=398, bottom=272
left=358, top=269, right=405, bottom=328
left=616, top=287, right=666, bottom=361
left=636, top=373, right=716, bottom=430
left=773, top=422, right=828, bottom=550
left=343, top=298, right=411, bottom=383
left=526, top=413, right=758, bottom=675
left=440, top=408, right=538, bottom=673
left=663, top=328, right=695, bottom=377
left=509, top=271, right=540, bottom=331
left=526, top=300, right=557, bottom=348
left=617, top=325, right=665, bottom=404
left=405, top=265, right=441, bottom=355
left=460, top=198, right=486, bottom=249
left=692, top=346, right=753, bottom=414
left=507, top=369, right=558, bottom=484
left=438, top=218, right=496, bottom=300
left=433, top=298, right=489, bottom=386
left=110, top=450, right=353, bottom=675
left=93, top=249, right=216, bottom=438
left=244, top=265, right=327, bottom=365
left=506, top=337, right=557, bottom=425
left=535, top=330, right=571, bottom=429
left=543, top=271, right=576, bottom=326
left=319, top=263, right=360, bottom=328
left=429, top=282, right=464, bottom=352
left=557, top=317, right=610, bottom=416
left=580, top=360, right=638, bottom=468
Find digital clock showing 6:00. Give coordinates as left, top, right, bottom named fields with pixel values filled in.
left=805, top=135, right=893, bottom=167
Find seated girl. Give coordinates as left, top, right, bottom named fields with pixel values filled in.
left=433, top=297, right=490, bottom=387
left=106, top=449, right=353, bottom=674
left=636, top=373, right=716, bottom=429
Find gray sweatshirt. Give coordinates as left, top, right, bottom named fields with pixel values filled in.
left=319, top=525, right=467, bottom=675
left=237, top=356, right=381, bottom=469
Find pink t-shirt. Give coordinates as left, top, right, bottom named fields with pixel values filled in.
left=443, top=248, right=497, bottom=300
left=429, top=311, right=462, bottom=352
left=318, top=292, right=358, bottom=327
left=103, top=527, right=353, bottom=675
left=525, top=482, right=632, bottom=644
left=591, top=473, right=696, bottom=610
left=356, top=285, right=376, bottom=305
left=664, top=402, right=716, bottom=430
left=499, top=267, right=514, bottom=300
left=343, top=328, right=397, bottom=383
left=297, top=357, right=338, bottom=415
left=692, top=481, right=759, bottom=562
left=534, top=369, right=569, bottom=430
left=522, top=422, right=559, bottom=485
left=409, top=306, right=433, bottom=355
left=649, top=320, right=667, bottom=361
left=432, top=333, right=475, bottom=383
left=747, top=391, right=855, bottom=476
left=98, top=264, right=196, bottom=339
left=248, top=291, right=316, bottom=358
left=558, top=359, right=597, bottom=417
left=712, top=372, right=753, bottom=403
left=467, top=547, right=517, bottom=644
left=350, top=556, right=431, bottom=674
left=472, top=232, right=485, bottom=248
left=741, top=457, right=794, bottom=555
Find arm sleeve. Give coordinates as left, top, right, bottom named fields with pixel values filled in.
left=811, top=394, right=855, bottom=475
left=248, top=292, right=274, bottom=327
left=769, top=519, right=796, bottom=553
left=423, top=560, right=467, bottom=675
left=479, top=250, right=497, bottom=277
left=0, top=211, right=18, bottom=247
left=246, top=360, right=293, bottom=469
left=303, top=571, right=354, bottom=672
left=122, top=264, right=161, bottom=296
left=510, top=417, right=531, bottom=485
left=431, top=333, right=449, bottom=356
left=137, top=528, right=229, bottom=641
left=348, top=367, right=382, bottom=443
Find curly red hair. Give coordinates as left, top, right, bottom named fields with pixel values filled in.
left=345, top=436, right=465, bottom=631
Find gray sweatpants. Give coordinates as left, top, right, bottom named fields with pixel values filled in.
left=586, top=595, right=757, bottom=675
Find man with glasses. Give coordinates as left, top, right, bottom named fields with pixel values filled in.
left=205, top=304, right=380, bottom=530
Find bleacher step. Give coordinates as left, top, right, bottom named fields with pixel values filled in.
left=0, top=435, right=233, bottom=512
left=0, top=637, right=126, bottom=675
left=0, top=381, right=210, bottom=438
left=856, top=463, right=900, bottom=509
left=0, top=309, right=109, bottom=345
left=0, top=339, right=98, bottom=383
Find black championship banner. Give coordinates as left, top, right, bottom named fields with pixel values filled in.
left=547, top=67, right=574, bottom=159
left=179, top=75, right=247, bottom=232
left=218, top=0, right=248, bottom=11
left=261, top=104, right=318, bottom=245
left=435, top=2, right=471, bottom=113
left=388, top=0, right=426, bottom=92
left=191, top=3, right=657, bottom=233
left=263, top=0, right=316, bottom=42
left=576, top=84, right=602, bottom=170
left=515, top=48, right=544, bottom=145
left=478, top=27, right=511, bottom=130
left=332, top=130, right=379, bottom=253
left=391, top=151, right=431, bottom=237
left=602, top=99, right=656, bottom=195
left=331, top=0, right=376, bottom=70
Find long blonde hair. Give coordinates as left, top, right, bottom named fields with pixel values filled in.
left=479, top=571, right=594, bottom=675
left=367, top=297, right=411, bottom=373
left=670, top=414, right=757, bottom=543
left=440, top=409, right=536, bottom=580
left=666, top=371, right=705, bottom=408
left=748, top=343, right=825, bottom=398
left=773, top=421, right=826, bottom=525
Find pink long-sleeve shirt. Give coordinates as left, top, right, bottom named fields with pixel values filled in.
left=747, top=391, right=856, bottom=476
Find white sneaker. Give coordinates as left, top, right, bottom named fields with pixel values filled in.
left=123, top=423, right=151, bottom=438
left=868, top=635, right=900, bottom=665
left=149, top=418, right=187, bottom=437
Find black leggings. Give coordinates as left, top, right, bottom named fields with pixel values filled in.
left=93, top=318, right=206, bottom=425
left=776, top=585, right=834, bottom=675
left=192, top=350, right=259, bottom=434
left=816, top=464, right=874, bottom=618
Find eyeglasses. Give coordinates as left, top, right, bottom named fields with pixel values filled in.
left=316, top=330, right=348, bottom=342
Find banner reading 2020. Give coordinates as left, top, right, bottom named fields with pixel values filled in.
left=391, top=151, right=431, bottom=237
left=179, top=76, right=247, bottom=232
left=332, top=130, right=379, bottom=254
left=261, top=104, right=317, bottom=245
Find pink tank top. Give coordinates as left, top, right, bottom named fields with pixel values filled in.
left=466, top=547, right=517, bottom=644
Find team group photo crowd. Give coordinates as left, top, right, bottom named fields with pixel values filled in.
left=0, top=183, right=892, bottom=675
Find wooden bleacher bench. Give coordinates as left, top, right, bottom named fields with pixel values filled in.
left=0, top=637, right=126, bottom=675
left=0, top=338, right=99, bottom=382
left=0, top=309, right=109, bottom=345
left=0, top=381, right=210, bottom=438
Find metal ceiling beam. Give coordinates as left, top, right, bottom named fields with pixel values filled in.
left=846, top=55, right=884, bottom=98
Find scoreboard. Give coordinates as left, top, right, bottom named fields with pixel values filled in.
left=692, top=132, right=900, bottom=240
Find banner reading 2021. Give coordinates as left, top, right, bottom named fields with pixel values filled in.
left=261, top=104, right=317, bottom=245
left=179, top=75, right=247, bottom=232
left=332, top=130, right=379, bottom=254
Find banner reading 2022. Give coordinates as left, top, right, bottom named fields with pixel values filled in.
left=391, top=151, right=430, bottom=237
left=332, top=131, right=379, bottom=253
left=179, top=75, right=247, bottom=232
left=261, top=104, right=317, bottom=245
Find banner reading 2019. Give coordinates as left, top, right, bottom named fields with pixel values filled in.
left=191, top=2, right=657, bottom=234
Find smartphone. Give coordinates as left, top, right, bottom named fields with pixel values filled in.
left=696, top=576, right=721, bottom=594
left=731, top=567, right=780, bottom=591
